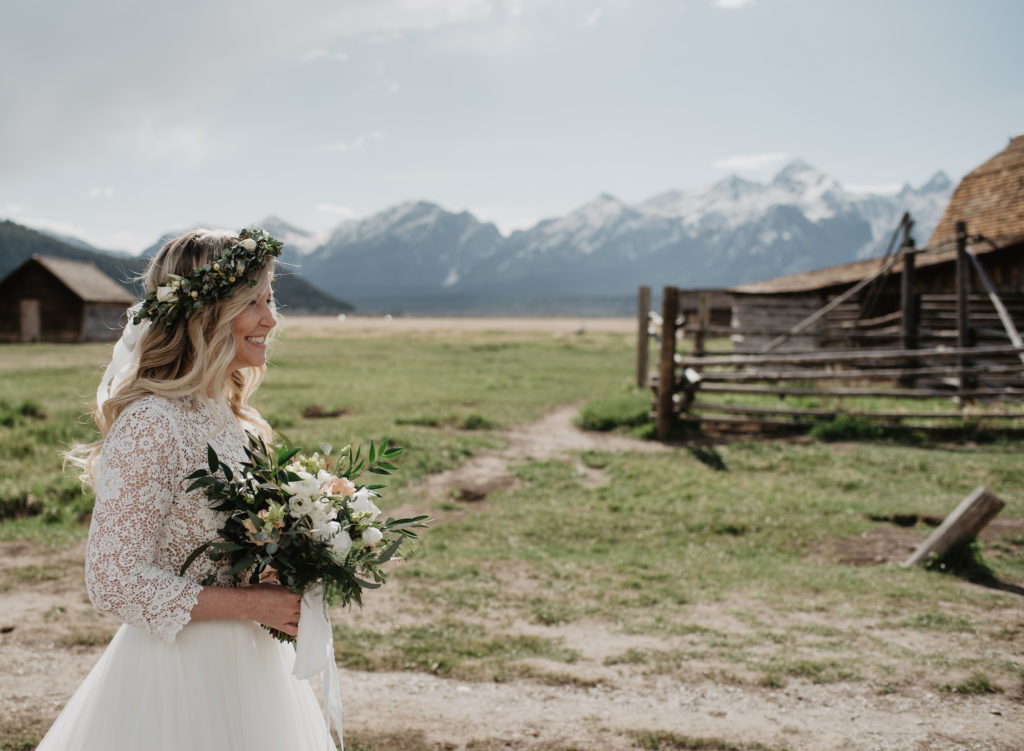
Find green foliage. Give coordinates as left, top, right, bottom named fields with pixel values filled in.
left=0, top=399, right=45, bottom=427
left=942, top=673, right=1002, bottom=694
left=332, top=619, right=578, bottom=678
left=576, top=387, right=651, bottom=432
left=179, top=434, right=427, bottom=615
left=924, top=539, right=996, bottom=584
left=632, top=730, right=785, bottom=751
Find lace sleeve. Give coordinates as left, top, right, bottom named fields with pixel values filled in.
left=85, top=398, right=202, bottom=643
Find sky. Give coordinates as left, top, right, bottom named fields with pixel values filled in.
left=1, top=0, right=1022, bottom=253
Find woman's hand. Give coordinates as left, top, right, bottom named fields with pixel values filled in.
left=190, top=582, right=302, bottom=636
left=248, top=582, right=302, bottom=636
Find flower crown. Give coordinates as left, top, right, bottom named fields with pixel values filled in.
left=133, top=227, right=283, bottom=329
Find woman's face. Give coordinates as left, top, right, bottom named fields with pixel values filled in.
left=229, top=280, right=277, bottom=372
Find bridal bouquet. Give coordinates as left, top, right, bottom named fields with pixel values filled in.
left=180, top=433, right=429, bottom=636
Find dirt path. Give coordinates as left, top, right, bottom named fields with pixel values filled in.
left=418, top=403, right=669, bottom=503
left=3, top=406, right=1023, bottom=750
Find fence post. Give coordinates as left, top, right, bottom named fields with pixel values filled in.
left=956, top=221, right=974, bottom=393
left=694, top=291, right=711, bottom=356
left=656, top=286, right=680, bottom=440
left=636, top=286, right=651, bottom=388
left=900, top=225, right=918, bottom=387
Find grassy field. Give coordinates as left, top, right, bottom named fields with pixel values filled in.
left=2, top=322, right=1023, bottom=750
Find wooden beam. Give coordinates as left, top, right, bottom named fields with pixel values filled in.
left=956, top=221, right=974, bottom=393
left=698, top=383, right=1024, bottom=399
left=637, top=285, right=651, bottom=388
left=964, top=247, right=1024, bottom=366
left=903, top=486, right=1005, bottom=567
left=694, top=291, right=712, bottom=356
left=679, top=344, right=1024, bottom=368
left=757, top=251, right=904, bottom=353
left=656, top=286, right=680, bottom=440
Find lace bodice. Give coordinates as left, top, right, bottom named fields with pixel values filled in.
left=85, top=394, right=263, bottom=643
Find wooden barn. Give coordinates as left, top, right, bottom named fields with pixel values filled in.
left=728, top=134, right=1024, bottom=353
left=0, top=255, right=136, bottom=343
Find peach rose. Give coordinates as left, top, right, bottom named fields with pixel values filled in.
left=329, top=476, right=356, bottom=498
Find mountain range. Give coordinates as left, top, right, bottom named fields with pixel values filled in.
left=7, top=160, right=954, bottom=315
left=293, top=160, right=952, bottom=313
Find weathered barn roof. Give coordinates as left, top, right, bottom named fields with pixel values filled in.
left=929, top=133, right=1024, bottom=249
left=25, top=255, right=136, bottom=303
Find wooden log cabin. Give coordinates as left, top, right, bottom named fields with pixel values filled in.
left=728, top=134, right=1024, bottom=354
left=0, top=255, right=136, bottom=343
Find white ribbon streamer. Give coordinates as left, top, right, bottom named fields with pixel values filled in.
left=294, top=584, right=344, bottom=750
left=97, top=304, right=148, bottom=411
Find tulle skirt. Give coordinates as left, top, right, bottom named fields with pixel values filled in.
left=36, top=620, right=336, bottom=751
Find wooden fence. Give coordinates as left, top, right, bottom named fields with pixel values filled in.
left=641, top=220, right=1024, bottom=439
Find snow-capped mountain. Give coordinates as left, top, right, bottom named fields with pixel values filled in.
left=301, top=200, right=504, bottom=299
left=258, top=216, right=321, bottom=256
left=291, top=160, right=952, bottom=308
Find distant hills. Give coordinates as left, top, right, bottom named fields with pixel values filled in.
left=6, top=159, right=955, bottom=316
left=0, top=221, right=352, bottom=315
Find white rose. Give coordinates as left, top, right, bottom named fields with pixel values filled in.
left=330, top=528, right=353, bottom=560
left=313, top=519, right=341, bottom=542
left=288, top=494, right=313, bottom=518
left=284, top=473, right=319, bottom=501
left=361, top=526, right=383, bottom=546
left=351, top=488, right=382, bottom=520
left=156, top=285, right=176, bottom=303
left=307, top=499, right=336, bottom=530
left=240, top=238, right=257, bottom=251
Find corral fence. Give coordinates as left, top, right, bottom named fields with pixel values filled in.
left=640, top=219, right=1024, bottom=440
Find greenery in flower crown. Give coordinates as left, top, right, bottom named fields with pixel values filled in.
left=133, top=226, right=284, bottom=329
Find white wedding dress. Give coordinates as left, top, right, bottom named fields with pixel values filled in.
left=36, top=395, right=335, bottom=751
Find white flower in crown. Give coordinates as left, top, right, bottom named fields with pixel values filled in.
left=240, top=238, right=257, bottom=251
left=351, top=487, right=381, bottom=521
left=361, top=526, right=383, bottom=546
left=156, top=285, right=177, bottom=303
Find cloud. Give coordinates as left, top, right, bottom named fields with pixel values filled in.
left=713, top=0, right=755, bottom=8
left=582, top=7, right=604, bottom=26
left=2, top=204, right=26, bottom=216
left=713, top=152, right=790, bottom=171
left=315, top=203, right=358, bottom=219
left=82, top=187, right=115, bottom=199
left=845, top=182, right=903, bottom=196
left=316, top=131, right=384, bottom=153
left=301, top=48, right=350, bottom=62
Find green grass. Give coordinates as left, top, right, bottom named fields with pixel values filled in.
left=332, top=619, right=579, bottom=679
left=632, top=731, right=786, bottom=751
left=2, top=329, right=1023, bottom=694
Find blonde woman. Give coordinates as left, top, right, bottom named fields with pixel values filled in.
left=38, top=229, right=335, bottom=750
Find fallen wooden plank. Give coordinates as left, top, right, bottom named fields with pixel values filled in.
left=903, top=487, right=1005, bottom=567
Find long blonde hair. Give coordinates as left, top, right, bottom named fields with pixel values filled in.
left=70, top=229, right=278, bottom=485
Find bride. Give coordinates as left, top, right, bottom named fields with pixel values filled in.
left=39, top=228, right=336, bottom=750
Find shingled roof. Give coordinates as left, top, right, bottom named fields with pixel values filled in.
left=928, top=134, right=1024, bottom=249
left=30, top=255, right=136, bottom=304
